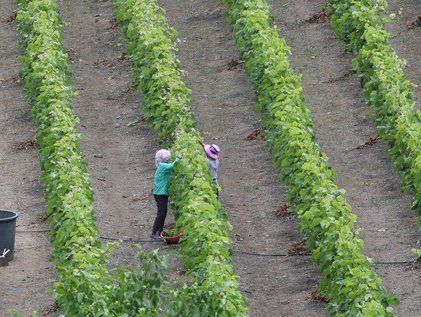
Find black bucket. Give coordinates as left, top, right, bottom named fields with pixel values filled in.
left=0, top=210, right=18, bottom=262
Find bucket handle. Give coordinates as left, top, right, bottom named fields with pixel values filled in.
left=0, top=249, right=10, bottom=258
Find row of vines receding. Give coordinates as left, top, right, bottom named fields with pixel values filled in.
left=327, top=0, right=421, bottom=224
left=17, top=0, right=112, bottom=314
left=221, top=0, right=399, bottom=316
left=114, top=0, right=248, bottom=315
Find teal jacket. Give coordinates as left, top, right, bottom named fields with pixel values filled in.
left=153, top=158, right=179, bottom=195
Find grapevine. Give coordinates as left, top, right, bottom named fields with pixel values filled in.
left=17, top=0, right=112, bottom=315
left=114, top=0, right=248, bottom=315
left=327, top=0, right=421, bottom=221
left=222, top=0, right=399, bottom=315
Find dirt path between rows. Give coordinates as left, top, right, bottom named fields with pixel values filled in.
left=0, top=1, right=57, bottom=316
left=267, top=0, right=420, bottom=315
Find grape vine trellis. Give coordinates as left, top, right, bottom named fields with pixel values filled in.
left=222, top=0, right=399, bottom=315
left=16, top=0, right=112, bottom=314
left=327, top=0, right=421, bottom=225
left=114, top=0, right=248, bottom=315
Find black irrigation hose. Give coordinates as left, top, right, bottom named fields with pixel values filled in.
left=373, top=260, right=417, bottom=265
left=235, top=250, right=310, bottom=257
left=99, top=236, right=417, bottom=265
left=100, top=236, right=160, bottom=244
left=15, top=232, right=418, bottom=264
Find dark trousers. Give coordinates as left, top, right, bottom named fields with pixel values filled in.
left=152, top=195, right=168, bottom=233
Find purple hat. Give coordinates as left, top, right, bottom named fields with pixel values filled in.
left=204, top=144, right=220, bottom=160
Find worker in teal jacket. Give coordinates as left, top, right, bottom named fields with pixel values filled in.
left=150, top=149, right=180, bottom=239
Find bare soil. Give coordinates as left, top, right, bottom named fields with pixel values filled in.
left=1, top=0, right=419, bottom=316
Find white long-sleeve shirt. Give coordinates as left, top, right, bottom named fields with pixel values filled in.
left=207, top=157, right=219, bottom=184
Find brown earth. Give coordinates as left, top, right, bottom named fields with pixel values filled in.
left=0, top=0, right=420, bottom=316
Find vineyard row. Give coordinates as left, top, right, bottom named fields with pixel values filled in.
left=114, top=0, right=248, bottom=315
left=328, top=0, right=421, bottom=224
left=16, top=0, right=111, bottom=314
left=222, top=0, right=399, bottom=315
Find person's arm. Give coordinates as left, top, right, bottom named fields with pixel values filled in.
left=159, top=157, right=180, bottom=171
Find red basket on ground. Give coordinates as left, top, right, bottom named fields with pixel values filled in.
left=160, top=231, right=184, bottom=244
